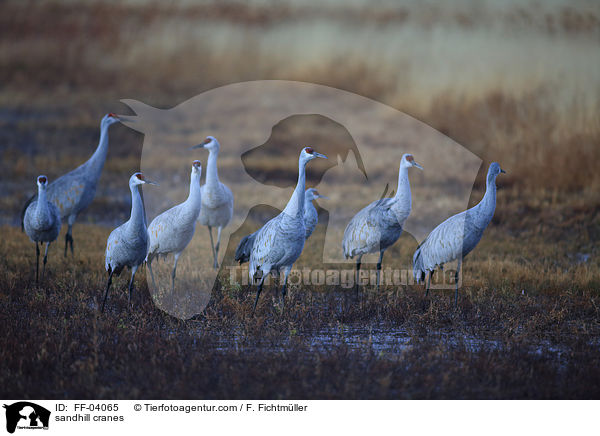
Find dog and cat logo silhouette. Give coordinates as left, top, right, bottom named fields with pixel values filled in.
left=3, top=402, right=50, bottom=433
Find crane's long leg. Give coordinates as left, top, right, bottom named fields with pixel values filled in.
left=214, top=226, right=222, bottom=269
left=35, top=242, right=40, bottom=283
left=207, top=226, right=218, bottom=269
left=425, top=270, right=434, bottom=297
left=280, top=266, right=292, bottom=313
left=41, top=242, right=51, bottom=281
left=101, top=269, right=114, bottom=313
left=376, top=249, right=385, bottom=291
left=354, top=254, right=363, bottom=295
left=147, top=257, right=157, bottom=290
left=64, top=223, right=74, bottom=257
left=252, top=275, right=265, bottom=315
left=454, top=258, right=462, bottom=307
left=128, top=265, right=139, bottom=309
left=171, top=252, right=181, bottom=293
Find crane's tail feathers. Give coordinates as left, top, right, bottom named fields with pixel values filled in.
left=20, top=194, right=37, bottom=231
left=234, top=233, right=255, bottom=264
left=412, top=245, right=426, bottom=283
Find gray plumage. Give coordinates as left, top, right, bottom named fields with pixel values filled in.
left=21, top=113, right=120, bottom=257
left=303, top=188, right=327, bottom=239
left=23, top=175, right=61, bottom=282
left=234, top=232, right=256, bottom=265
left=234, top=187, right=326, bottom=264
left=248, top=147, right=327, bottom=313
left=342, top=153, right=423, bottom=290
left=413, top=162, right=505, bottom=305
left=146, top=161, right=202, bottom=292
left=191, top=136, right=233, bottom=269
left=102, top=172, right=158, bottom=312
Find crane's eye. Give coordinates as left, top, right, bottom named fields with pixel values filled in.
left=135, top=173, right=144, bottom=180
left=305, top=147, right=314, bottom=154
left=38, top=176, right=47, bottom=184
left=406, top=155, right=414, bottom=162
left=108, top=113, right=117, bottom=118
left=193, top=160, right=201, bottom=167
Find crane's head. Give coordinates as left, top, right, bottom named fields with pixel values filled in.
left=36, top=175, right=48, bottom=188
left=402, top=154, right=423, bottom=170
left=191, top=135, right=219, bottom=152
left=306, top=188, right=328, bottom=201
left=192, top=160, right=202, bottom=175
left=488, top=162, right=506, bottom=178
left=130, top=172, right=159, bottom=188
left=101, top=113, right=121, bottom=128
left=301, top=146, right=328, bottom=162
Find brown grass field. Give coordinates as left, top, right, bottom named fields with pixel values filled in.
left=0, top=0, right=599, bottom=399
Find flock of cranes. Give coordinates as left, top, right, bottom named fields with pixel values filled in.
left=21, top=113, right=505, bottom=313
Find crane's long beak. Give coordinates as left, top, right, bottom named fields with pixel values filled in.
left=500, top=169, right=506, bottom=174
left=316, top=194, right=328, bottom=199
left=190, top=138, right=211, bottom=150
left=314, top=152, right=327, bottom=159
left=144, top=179, right=159, bottom=186
left=412, top=161, right=424, bottom=170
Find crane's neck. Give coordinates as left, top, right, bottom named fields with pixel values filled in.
left=475, top=172, right=497, bottom=225
left=392, top=164, right=411, bottom=212
left=283, top=158, right=308, bottom=219
left=87, top=123, right=110, bottom=177
left=185, top=172, right=202, bottom=210
left=205, top=148, right=220, bottom=187
left=128, top=184, right=147, bottom=233
left=36, top=185, right=50, bottom=218
left=304, top=195, right=314, bottom=214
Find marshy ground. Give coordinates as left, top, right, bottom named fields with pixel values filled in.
left=0, top=0, right=599, bottom=399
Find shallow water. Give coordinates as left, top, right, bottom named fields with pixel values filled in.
left=186, top=322, right=573, bottom=369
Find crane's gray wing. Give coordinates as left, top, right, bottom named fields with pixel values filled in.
left=303, top=204, right=318, bottom=239
left=105, top=225, right=124, bottom=271
left=148, top=203, right=198, bottom=256
left=235, top=230, right=258, bottom=264
left=414, top=211, right=469, bottom=272
left=20, top=193, right=37, bottom=231
left=46, top=170, right=89, bottom=219
left=343, top=199, right=391, bottom=258
left=249, top=216, right=284, bottom=278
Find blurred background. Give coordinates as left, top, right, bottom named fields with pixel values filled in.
left=0, top=0, right=598, bottom=224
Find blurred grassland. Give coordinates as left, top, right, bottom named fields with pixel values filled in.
left=0, top=0, right=599, bottom=209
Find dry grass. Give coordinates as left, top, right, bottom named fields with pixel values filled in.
left=1, top=218, right=600, bottom=399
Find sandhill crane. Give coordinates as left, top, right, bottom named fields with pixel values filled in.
left=234, top=188, right=327, bottom=264
left=21, top=113, right=121, bottom=257
left=248, top=147, right=327, bottom=313
left=146, top=161, right=202, bottom=292
left=304, top=188, right=327, bottom=239
left=413, top=162, right=505, bottom=305
left=102, top=172, right=158, bottom=312
left=342, top=154, right=423, bottom=291
left=23, top=175, right=61, bottom=282
left=190, top=136, right=233, bottom=269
